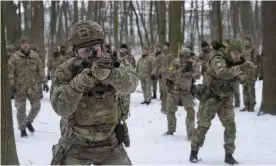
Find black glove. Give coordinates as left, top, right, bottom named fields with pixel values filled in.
left=43, top=84, right=49, bottom=93
left=159, top=75, right=162, bottom=79
left=47, top=75, right=51, bottom=80
left=151, top=74, right=156, bottom=80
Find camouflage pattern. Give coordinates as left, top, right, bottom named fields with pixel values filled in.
left=165, top=56, right=200, bottom=138
left=50, top=19, right=138, bottom=166
left=198, top=46, right=213, bottom=76
left=136, top=54, right=156, bottom=102
left=233, top=81, right=240, bottom=107
left=191, top=50, right=246, bottom=154
left=8, top=50, right=47, bottom=130
left=160, top=50, right=173, bottom=111
left=31, top=44, right=45, bottom=98
left=240, top=61, right=257, bottom=112
left=153, top=51, right=166, bottom=93
left=47, top=51, right=65, bottom=80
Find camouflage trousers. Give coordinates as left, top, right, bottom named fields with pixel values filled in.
left=166, top=90, right=195, bottom=137
left=160, top=78, right=168, bottom=113
left=51, top=136, right=132, bottom=165
left=152, top=78, right=157, bottom=92
left=140, top=77, right=152, bottom=102
left=16, top=92, right=41, bottom=130
left=233, top=81, right=240, bottom=106
left=242, top=81, right=256, bottom=111
left=191, top=96, right=236, bottom=154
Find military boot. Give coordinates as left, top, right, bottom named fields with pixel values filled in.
left=189, top=150, right=199, bottom=163
left=163, top=131, right=174, bottom=135
left=21, top=129, right=27, bottom=137
left=141, top=101, right=147, bottom=104
left=152, top=91, right=157, bottom=99
left=225, top=153, right=238, bottom=165
left=26, top=123, right=35, bottom=132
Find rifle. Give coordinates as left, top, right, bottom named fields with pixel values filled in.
left=72, top=50, right=120, bottom=76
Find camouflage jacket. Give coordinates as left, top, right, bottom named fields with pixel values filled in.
left=205, top=53, right=245, bottom=98
left=47, top=55, right=65, bottom=77
left=121, top=54, right=136, bottom=69
left=8, top=50, right=47, bottom=94
left=50, top=57, right=138, bottom=142
left=154, top=52, right=166, bottom=77
left=166, top=58, right=200, bottom=91
left=239, top=60, right=257, bottom=83
left=198, top=48, right=213, bottom=74
left=160, top=51, right=173, bottom=77
left=243, top=45, right=256, bottom=63
left=136, top=54, right=156, bottom=79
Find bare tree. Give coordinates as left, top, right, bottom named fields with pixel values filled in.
left=259, top=1, right=276, bottom=115
left=1, top=7, right=20, bottom=165
left=3, top=1, right=19, bottom=44
left=73, top=1, right=78, bottom=24
left=131, top=1, right=144, bottom=47
left=114, top=1, right=119, bottom=49
left=156, top=1, right=166, bottom=44
left=212, top=1, right=223, bottom=42
left=230, top=1, right=239, bottom=38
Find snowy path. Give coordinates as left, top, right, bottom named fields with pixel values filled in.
left=12, top=81, right=276, bottom=165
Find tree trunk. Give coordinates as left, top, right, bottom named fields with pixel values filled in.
left=87, top=1, right=93, bottom=20
left=162, top=1, right=181, bottom=110
left=259, top=1, right=276, bottom=115
left=63, top=1, right=69, bottom=38
left=136, top=1, right=151, bottom=47
left=149, top=1, right=154, bottom=49
left=131, top=2, right=144, bottom=47
left=80, top=0, right=85, bottom=20
left=1, top=7, right=20, bottom=165
left=113, top=1, right=119, bottom=49
left=225, top=2, right=231, bottom=38
left=129, top=3, right=134, bottom=46
left=157, top=1, right=166, bottom=44
left=108, top=2, right=113, bottom=45
left=22, top=1, right=30, bottom=38
left=230, top=1, right=239, bottom=38
left=3, top=1, right=19, bottom=44
left=201, top=1, right=204, bottom=41
left=34, top=1, right=45, bottom=55
left=239, top=1, right=254, bottom=39
left=168, top=2, right=173, bottom=43
left=213, top=1, right=223, bottom=42
left=73, top=1, right=78, bottom=24
left=50, top=1, right=57, bottom=50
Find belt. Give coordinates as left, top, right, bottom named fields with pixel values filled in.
left=60, top=138, right=111, bottom=147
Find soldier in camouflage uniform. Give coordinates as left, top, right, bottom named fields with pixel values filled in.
left=164, top=48, right=200, bottom=140
left=242, top=36, right=256, bottom=109
left=224, top=39, right=240, bottom=107
left=239, top=60, right=258, bottom=112
left=159, top=42, right=173, bottom=113
left=119, top=44, right=136, bottom=69
left=50, top=20, right=138, bottom=165
left=47, top=48, right=65, bottom=81
left=190, top=40, right=246, bottom=165
left=60, top=45, right=72, bottom=59
left=198, top=41, right=212, bottom=78
left=136, top=47, right=156, bottom=105
left=8, top=37, right=49, bottom=137
left=153, top=44, right=166, bottom=99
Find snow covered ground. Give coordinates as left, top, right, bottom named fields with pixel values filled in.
left=12, top=79, right=276, bottom=165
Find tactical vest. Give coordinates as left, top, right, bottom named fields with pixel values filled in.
left=204, top=54, right=234, bottom=98
left=69, top=59, right=120, bottom=141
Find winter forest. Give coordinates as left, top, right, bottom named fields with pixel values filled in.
left=1, top=0, right=276, bottom=165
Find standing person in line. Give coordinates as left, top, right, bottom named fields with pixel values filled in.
left=9, top=37, right=49, bottom=137
left=136, top=47, right=156, bottom=105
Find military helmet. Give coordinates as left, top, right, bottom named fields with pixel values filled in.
left=179, top=48, right=193, bottom=58
left=7, top=45, right=16, bottom=52
left=228, top=40, right=242, bottom=53
left=68, top=20, right=104, bottom=48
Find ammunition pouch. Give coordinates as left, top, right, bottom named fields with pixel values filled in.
left=115, top=123, right=125, bottom=144
left=50, top=144, right=71, bottom=165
